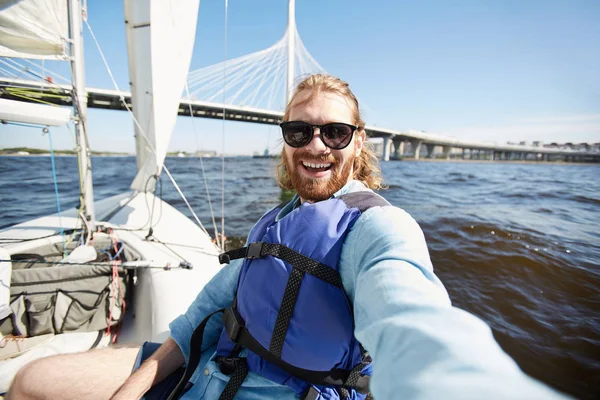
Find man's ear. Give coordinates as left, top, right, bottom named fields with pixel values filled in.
left=354, top=131, right=365, bottom=156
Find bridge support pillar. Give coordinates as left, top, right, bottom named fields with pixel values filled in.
left=382, top=136, right=392, bottom=161
left=426, top=144, right=435, bottom=158
left=411, top=139, right=423, bottom=159
left=462, top=148, right=467, bottom=159
left=392, top=140, right=404, bottom=160
left=442, top=146, right=451, bottom=160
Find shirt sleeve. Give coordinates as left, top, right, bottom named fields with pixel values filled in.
left=169, top=258, right=242, bottom=364
left=340, top=206, right=568, bottom=399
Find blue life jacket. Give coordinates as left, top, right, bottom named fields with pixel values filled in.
left=168, top=191, right=389, bottom=400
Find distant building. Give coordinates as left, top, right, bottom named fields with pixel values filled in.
left=532, top=141, right=543, bottom=147
left=194, top=150, right=217, bottom=157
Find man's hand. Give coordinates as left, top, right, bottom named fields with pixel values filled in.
left=111, top=337, right=185, bottom=400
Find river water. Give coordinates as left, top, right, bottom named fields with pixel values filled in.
left=1, top=155, right=598, bottom=399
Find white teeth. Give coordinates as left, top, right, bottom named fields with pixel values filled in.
left=302, top=161, right=331, bottom=169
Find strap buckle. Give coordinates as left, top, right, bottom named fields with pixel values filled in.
left=246, top=242, right=263, bottom=259
left=218, top=253, right=231, bottom=264
left=217, top=356, right=245, bottom=375
left=222, top=307, right=245, bottom=342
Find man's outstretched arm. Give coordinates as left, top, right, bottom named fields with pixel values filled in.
left=111, top=337, right=184, bottom=400
left=341, top=206, right=569, bottom=399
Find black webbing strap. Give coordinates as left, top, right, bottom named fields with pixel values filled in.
left=344, top=361, right=368, bottom=389
left=218, top=242, right=263, bottom=264
left=338, top=361, right=370, bottom=398
left=167, top=308, right=225, bottom=400
left=219, top=242, right=343, bottom=288
left=269, top=268, right=305, bottom=357
left=218, top=359, right=249, bottom=400
left=338, top=387, right=351, bottom=399
left=222, top=307, right=370, bottom=394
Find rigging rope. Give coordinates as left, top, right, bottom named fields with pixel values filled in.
left=46, top=128, right=67, bottom=257
left=220, top=0, right=229, bottom=251
left=184, top=82, right=222, bottom=247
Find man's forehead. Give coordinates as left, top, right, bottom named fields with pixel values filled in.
left=289, top=90, right=354, bottom=119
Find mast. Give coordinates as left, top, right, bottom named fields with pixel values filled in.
left=286, top=0, right=296, bottom=103
left=68, top=0, right=95, bottom=230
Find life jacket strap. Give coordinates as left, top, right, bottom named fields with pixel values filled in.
left=219, top=242, right=343, bottom=288
left=167, top=308, right=225, bottom=400
left=222, top=305, right=371, bottom=394
left=217, top=357, right=249, bottom=400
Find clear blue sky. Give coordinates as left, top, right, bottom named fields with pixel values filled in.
left=1, top=0, right=599, bottom=154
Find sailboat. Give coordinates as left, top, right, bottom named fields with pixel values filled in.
left=0, top=0, right=222, bottom=392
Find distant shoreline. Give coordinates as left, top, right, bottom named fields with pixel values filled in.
left=0, top=148, right=222, bottom=157
left=0, top=153, right=131, bottom=157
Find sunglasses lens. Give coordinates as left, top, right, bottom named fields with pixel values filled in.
left=282, top=122, right=312, bottom=147
left=321, top=123, right=354, bottom=149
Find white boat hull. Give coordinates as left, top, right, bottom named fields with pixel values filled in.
left=0, top=191, right=223, bottom=392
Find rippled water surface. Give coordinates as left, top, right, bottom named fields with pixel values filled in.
left=1, top=156, right=599, bottom=399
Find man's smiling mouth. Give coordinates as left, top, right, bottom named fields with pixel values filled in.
left=301, top=161, right=332, bottom=172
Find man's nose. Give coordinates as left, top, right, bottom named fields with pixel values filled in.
left=305, top=128, right=328, bottom=153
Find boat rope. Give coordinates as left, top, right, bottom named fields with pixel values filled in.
left=0, top=56, right=71, bottom=84
left=0, top=229, right=76, bottom=243
left=184, top=82, right=221, bottom=247
left=144, top=174, right=163, bottom=236
left=83, top=20, right=213, bottom=241
left=220, top=0, right=230, bottom=251
left=46, top=128, right=67, bottom=258
left=0, top=259, right=193, bottom=270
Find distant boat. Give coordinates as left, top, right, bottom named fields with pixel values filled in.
left=177, top=152, right=186, bottom=158
left=253, top=148, right=278, bottom=159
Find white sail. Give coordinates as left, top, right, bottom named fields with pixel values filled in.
left=125, top=0, right=200, bottom=192
left=0, top=98, right=71, bottom=126
left=0, top=0, right=69, bottom=60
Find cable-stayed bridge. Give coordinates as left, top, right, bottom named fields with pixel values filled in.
left=0, top=1, right=598, bottom=162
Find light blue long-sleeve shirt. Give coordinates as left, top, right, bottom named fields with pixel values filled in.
left=169, top=180, right=566, bottom=399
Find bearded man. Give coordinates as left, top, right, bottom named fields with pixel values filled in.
left=7, top=74, right=565, bottom=400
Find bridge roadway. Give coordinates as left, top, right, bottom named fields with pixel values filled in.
left=1, top=78, right=598, bottom=162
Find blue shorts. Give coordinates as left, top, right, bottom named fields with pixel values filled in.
left=132, top=342, right=189, bottom=400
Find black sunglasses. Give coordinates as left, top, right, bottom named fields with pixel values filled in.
left=280, top=121, right=358, bottom=150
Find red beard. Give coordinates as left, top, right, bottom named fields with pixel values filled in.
left=284, top=149, right=355, bottom=202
